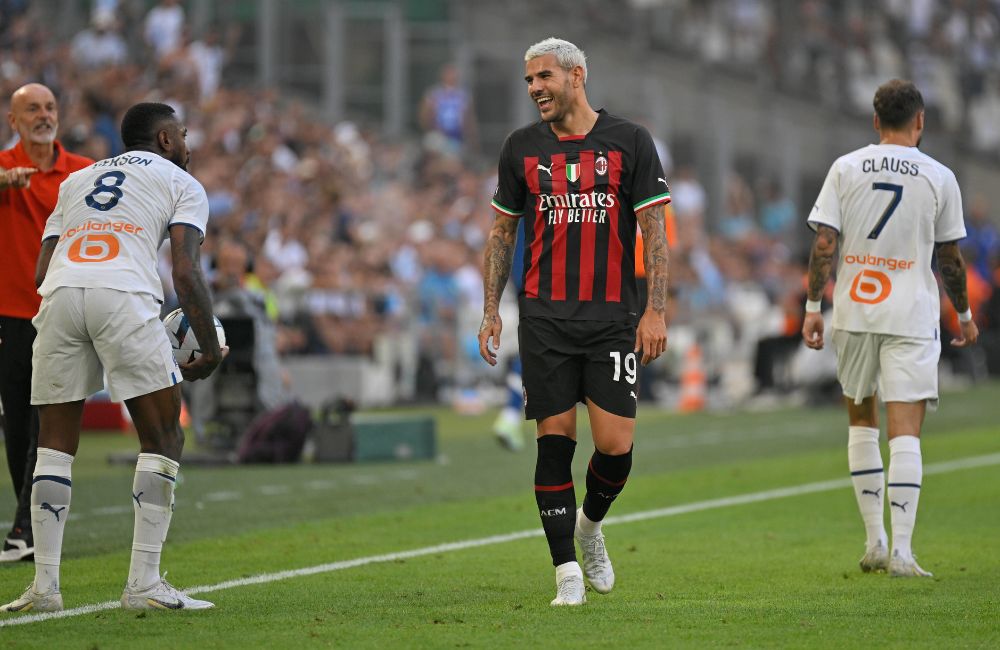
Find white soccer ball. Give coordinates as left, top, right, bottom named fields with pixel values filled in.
left=162, top=308, right=227, bottom=364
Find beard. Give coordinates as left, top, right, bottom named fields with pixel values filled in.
left=28, top=124, right=57, bottom=144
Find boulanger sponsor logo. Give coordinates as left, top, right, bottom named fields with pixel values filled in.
left=60, top=220, right=144, bottom=264
left=68, top=233, right=120, bottom=263
left=535, top=191, right=616, bottom=225
left=850, top=269, right=892, bottom=304
left=842, top=253, right=915, bottom=271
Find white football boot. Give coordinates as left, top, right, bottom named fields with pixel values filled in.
left=1, top=584, right=63, bottom=613
left=121, top=574, right=214, bottom=610
left=889, top=549, right=933, bottom=578
left=859, top=539, right=889, bottom=573
left=575, top=508, right=615, bottom=593
left=550, top=562, right=586, bottom=606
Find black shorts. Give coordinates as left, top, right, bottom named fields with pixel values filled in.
left=518, top=316, right=638, bottom=421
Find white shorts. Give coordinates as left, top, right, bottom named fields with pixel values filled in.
left=830, top=329, right=941, bottom=410
left=31, top=287, right=180, bottom=405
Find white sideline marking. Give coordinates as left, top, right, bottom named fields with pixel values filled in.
left=4, top=451, right=999, bottom=627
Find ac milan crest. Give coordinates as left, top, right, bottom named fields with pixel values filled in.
left=595, top=155, right=608, bottom=176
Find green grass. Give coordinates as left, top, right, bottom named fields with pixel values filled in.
left=1, top=383, right=999, bottom=648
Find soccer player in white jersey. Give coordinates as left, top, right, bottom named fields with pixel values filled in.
left=802, top=80, right=979, bottom=578
left=1, top=102, right=225, bottom=613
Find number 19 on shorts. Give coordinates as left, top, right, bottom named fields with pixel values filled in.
left=610, top=351, right=637, bottom=384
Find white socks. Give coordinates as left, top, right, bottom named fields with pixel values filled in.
left=575, top=507, right=601, bottom=537
left=127, top=453, right=179, bottom=590
left=555, top=560, right=582, bottom=582
left=888, top=435, right=922, bottom=559
left=847, top=426, right=887, bottom=549
left=31, top=448, right=74, bottom=593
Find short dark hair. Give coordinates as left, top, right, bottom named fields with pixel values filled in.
left=120, top=102, right=177, bottom=149
left=873, top=80, right=924, bottom=130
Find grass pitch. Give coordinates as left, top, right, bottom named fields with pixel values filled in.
left=1, top=383, right=998, bottom=648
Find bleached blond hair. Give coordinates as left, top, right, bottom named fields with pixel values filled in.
left=524, top=37, right=587, bottom=84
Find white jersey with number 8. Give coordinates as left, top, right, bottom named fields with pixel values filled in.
left=807, top=143, right=966, bottom=339
left=38, top=152, right=209, bottom=302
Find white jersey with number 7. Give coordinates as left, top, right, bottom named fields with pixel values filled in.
left=38, top=152, right=209, bottom=302
left=807, top=143, right=966, bottom=339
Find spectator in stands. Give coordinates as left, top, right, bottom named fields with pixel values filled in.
left=419, top=63, right=477, bottom=158
left=144, top=0, right=185, bottom=61
left=70, top=10, right=128, bottom=69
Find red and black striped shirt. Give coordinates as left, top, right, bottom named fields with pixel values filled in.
left=492, top=110, right=670, bottom=322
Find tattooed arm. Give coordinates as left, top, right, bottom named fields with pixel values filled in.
left=478, top=214, right=519, bottom=366
left=170, top=224, right=223, bottom=380
left=936, top=240, right=979, bottom=347
left=635, top=204, right=669, bottom=366
left=802, top=224, right=838, bottom=350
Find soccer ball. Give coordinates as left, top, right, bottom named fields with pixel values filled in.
left=162, top=308, right=227, bottom=364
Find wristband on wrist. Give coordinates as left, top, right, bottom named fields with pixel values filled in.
left=805, top=299, right=822, bottom=313
left=958, top=308, right=973, bottom=323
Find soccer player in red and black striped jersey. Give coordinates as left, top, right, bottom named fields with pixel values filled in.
left=478, top=38, right=670, bottom=606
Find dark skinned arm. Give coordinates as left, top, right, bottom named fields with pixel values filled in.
left=477, top=214, right=519, bottom=366
left=635, top=203, right=669, bottom=365
left=170, top=224, right=223, bottom=380
left=35, top=237, right=57, bottom=288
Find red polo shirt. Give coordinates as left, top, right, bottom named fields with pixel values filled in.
left=0, top=140, right=93, bottom=319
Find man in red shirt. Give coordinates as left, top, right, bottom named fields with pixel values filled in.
left=0, top=83, right=92, bottom=562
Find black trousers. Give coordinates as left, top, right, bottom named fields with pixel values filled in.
left=0, top=316, right=39, bottom=532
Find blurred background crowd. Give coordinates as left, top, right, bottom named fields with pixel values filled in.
left=2, top=0, right=999, bottom=412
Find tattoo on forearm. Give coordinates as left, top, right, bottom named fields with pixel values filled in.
left=936, top=242, right=970, bottom=312
left=807, top=225, right=838, bottom=300
left=480, top=216, right=518, bottom=329
left=637, top=204, right=669, bottom=314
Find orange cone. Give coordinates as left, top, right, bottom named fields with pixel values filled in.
left=677, top=343, right=706, bottom=413
left=180, top=400, right=192, bottom=428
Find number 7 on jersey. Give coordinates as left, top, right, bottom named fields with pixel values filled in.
left=868, top=182, right=903, bottom=239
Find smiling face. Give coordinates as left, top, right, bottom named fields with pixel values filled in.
left=524, top=54, right=579, bottom=123
left=8, top=83, right=58, bottom=146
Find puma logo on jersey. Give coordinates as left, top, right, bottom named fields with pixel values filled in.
left=537, top=163, right=552, bottom=176
left=657, top=177, right=669, bottom=187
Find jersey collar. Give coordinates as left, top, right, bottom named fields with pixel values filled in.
left=549, top=108, right=606, bottom=142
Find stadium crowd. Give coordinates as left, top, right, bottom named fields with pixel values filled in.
left=1, top=0, right=998, bottom=407
left=637, top=0, right=1000, bottom=159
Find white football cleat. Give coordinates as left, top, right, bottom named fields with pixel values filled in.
left=0, top=536, right=34, bottom=563
left=859, top=539, right=889, bottom=573
left=575, top=509, right=615, bottom=594
left=889, top=550, right=933, bottom=578
left=1, top=584, right=63, bottom=613
left=121, top=575, right=214, bottom=610
left=550, top=563, right=586, bottom=606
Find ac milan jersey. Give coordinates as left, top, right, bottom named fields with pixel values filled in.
left=491, top=110, right=670, bottom=322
